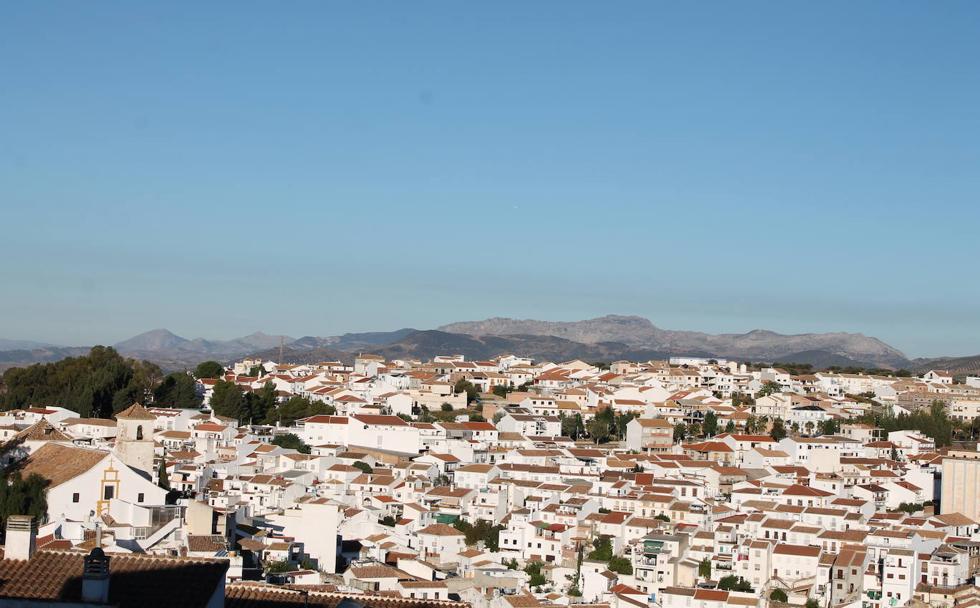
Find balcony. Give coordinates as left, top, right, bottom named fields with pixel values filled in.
left=643, top=540, right=665, bottom=555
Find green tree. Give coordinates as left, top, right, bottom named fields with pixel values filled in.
left=524, top=561, right=547, bottom=588
left=819, top=418, right=840, bottom=436
left=698, top=558, right=711, bottom=579
left=757, top=381, right=781, bottom=398
left=240, top=382, right=277, bottom=424
left=770, top=417, right=788, bottom=441
left=380, top=515, right=397, bottom=527
left=805, top=599, right=819, bottom=608
left=655, top=513, right=670, bottom=523
left=608, top=556, right=632, bottom=575
left=265, top=396, right=332, bottom=426
left=0, top=472, right=49, bottom=538
left=863, top=400, right=956, bottom=447
left=441, top=402, right=454, bottom=412
left=0, top=346, right=162, bottom=418
left=615, top=412, right=637, bottom=439
left=194, top=361, right=224, bottom=379
left=153, top=372, right=202, bottom=409
left=703, top=411, right=718, bottom=436
left=562, top=414, right=585, bottom=440
left=587, top=417, right=611, bottom=444
left=453, top=379, right=479, bottom=404
left=673, top=423, right=687, bottom=443
left=209, top=380, right=244, bottom=420
left=453, top=519, right=506, bottom=551
left=272, top=433, right=311, bottom=454
left=770, top=589, right=788, bottom=603
left=157, top=459, right=170, bottom=490
left=492, top=385, right=509, bottom=398
left=588, top=535, right=613, bottom=562
left=717, top=575, right=753, bottom=592
left=352, top=461, right=373, bottom=474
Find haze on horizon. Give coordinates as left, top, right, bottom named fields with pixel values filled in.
left=1, top=3, right=979, bottom=358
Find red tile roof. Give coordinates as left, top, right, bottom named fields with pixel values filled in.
left=0, top=549, right=227, bottom=607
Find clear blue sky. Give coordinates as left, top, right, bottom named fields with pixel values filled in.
left=1, top=2, right=978, bottom=357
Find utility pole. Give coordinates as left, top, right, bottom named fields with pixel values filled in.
left=278, top=336, right=284, bottom=367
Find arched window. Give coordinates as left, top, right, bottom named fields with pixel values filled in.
left=136, top=425, right=143, bottom=440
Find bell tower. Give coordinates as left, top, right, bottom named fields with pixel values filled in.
left=114, top=403, right=155, bottom=477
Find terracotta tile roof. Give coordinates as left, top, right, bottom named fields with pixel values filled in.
left=115, top=402, right=156, bottom=420
left=226, top=583, right=468, bottom=607
left=16, top=443, right=107, bottom=487
left=187, top=534, right=228, bottom=553
left=62, top=417, right=117, bottom=428
left=348, top=564, right=413, bottom=580
left=417, top=523, right=464, bottom=537
left=0, top=549, right=227, bottom=607
left=773, top=543, right=821, bottom=557
left=8, top=419, right=71, bottom=444
left=352, top=415, right=409, bottom=427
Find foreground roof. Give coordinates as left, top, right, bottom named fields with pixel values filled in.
left=0, top=550, right=227, bottom=607
left=226, top=583, right=469, bottom=608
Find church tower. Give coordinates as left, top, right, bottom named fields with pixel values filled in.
left=114, top=402, right=155, bottom=477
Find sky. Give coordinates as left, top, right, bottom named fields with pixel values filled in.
left=1, top=2, right=979, bottom=357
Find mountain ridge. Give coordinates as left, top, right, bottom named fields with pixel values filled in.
left=0, top=315, right=949, bottom=372
left=439, top=315, right=908, bottom=368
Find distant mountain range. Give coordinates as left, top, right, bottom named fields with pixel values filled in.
left=114, top=329, right=291, bottom=359
left=439, top=315, right=910, bottom=368
left=1, top=315, right=977, bottom=374
left=0, top=339, right=58, bottom=351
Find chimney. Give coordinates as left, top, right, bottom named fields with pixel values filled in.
left=82, top=547, right=111, bottom=604
left=4, top=515, right=37, bottom=560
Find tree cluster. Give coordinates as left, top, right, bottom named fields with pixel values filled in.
left=209, top=381, right=335, bottom=425
left=271, top=433, right=312, bottom=454
left=0, top=347, right=161, bottom=418
left=153, top=372, right=202, bottom=409
left=861, top=400, right=956, bottom=447
left=717, top=575, right=753, bottom=592
left=586, top=408, right=636, bottom=444
left=453, top=518, right=505, bottom=551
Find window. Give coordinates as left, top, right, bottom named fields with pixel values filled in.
left=72, top=493, right=80, bottom=503
left=104, top=486, right=115, bottom=500
left=137, top=493, right=144, bottom=503
left=136, top=425, right=143, bottom=440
